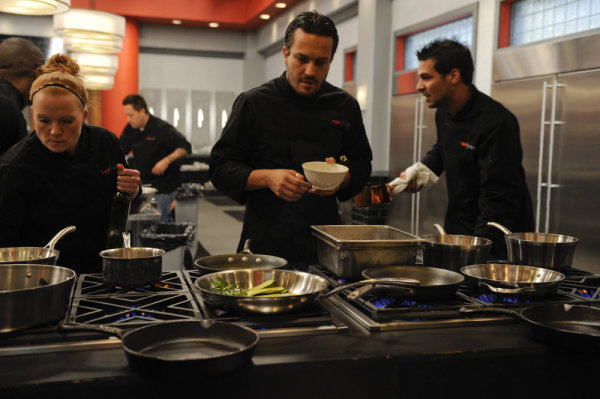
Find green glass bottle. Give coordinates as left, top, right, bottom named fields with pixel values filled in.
left=105, top=191, right=131, bottom=249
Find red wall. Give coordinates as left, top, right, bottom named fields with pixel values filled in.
left=101, top=19, right=139, bottom=137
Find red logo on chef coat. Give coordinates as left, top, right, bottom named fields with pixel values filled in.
left=100, top=165, right=117, bottom=175
left=332, top=119, right=341, bottom=126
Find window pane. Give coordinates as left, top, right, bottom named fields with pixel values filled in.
left=403, top=16, right=473, bottom=70
left=510, top=0, right=600, bottom=46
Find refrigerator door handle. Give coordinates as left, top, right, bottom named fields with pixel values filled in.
left=544, top=80, right=565, bottom=233
left=536, top=80, right=548, bottom=232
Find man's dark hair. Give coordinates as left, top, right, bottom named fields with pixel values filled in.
left=122, top=94, right=148, bottom=113
left=416, top=38, right=474, bottom=85
left=0, top=37, right=45, bottom=79
left=284, top=10, right=339, bottom=57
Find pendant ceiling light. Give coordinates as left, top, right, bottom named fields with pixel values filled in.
left=71, top=52, right=118, bottom=75
left=62, top=36, right=123, bottom=54
left=81, top=73, right=114, bottom=90
left=0, top=0, right=70, bottom=15
left=54, top=8, right=125, bottom=41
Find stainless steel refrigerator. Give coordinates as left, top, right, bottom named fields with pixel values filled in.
left=492, top=34, right=600, bottom=270
left=388, top=94, right=447, bottom=237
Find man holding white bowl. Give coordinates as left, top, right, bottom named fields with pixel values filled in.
left=209, top=10, right=372, bottom=267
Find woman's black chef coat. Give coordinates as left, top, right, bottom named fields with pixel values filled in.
left=209, top=73, right=373, bottom=266
left=0, top=124, right=127, bottom=273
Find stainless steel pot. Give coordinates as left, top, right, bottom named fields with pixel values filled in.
left=99, top=246, right=165, bottom=288
left=488, top=222, right=578, bottom=271
left=421, top=224, right=492, bottom=271
left=460, top=263, right=565, bottom=299
left=194, top=239, right=287, bottom=273
left=0, top=226, right=76, bottom=265
left=0, top=264, right=76, bottom=333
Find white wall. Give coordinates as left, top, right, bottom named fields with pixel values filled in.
left=0, top=14, right=54, bottom=37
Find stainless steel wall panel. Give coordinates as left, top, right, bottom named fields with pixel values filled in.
left=494, top=33, right=600, bottom=82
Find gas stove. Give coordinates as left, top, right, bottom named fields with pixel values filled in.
left=309, top=264, right=599, bottom=332
left=0, top=270, right=349, bottom=357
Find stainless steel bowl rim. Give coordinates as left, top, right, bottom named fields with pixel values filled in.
left=195, top=268, right=329, bottom=299
left=0, top=264, right=77, bottom=294
left=505, top=233, right=579, bottom=244
left=99, top=247, right=165, bottom=259
left=421, top=234, right=492, bottom=247
left=460, top=263, right=566, bottom=283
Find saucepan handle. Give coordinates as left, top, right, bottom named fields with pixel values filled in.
left=477, top=282, right=536, bottom=295
left=59, top=323, right=125, bottom=339
left=318, top=278, right=419, bottom=300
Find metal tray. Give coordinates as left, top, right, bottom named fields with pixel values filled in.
left=311, top=225, right=422, bottom=279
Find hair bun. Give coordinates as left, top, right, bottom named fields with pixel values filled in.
left=42, top=53, right=80, bottom=76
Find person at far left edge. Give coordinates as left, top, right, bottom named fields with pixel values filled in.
left=0, top=53, right=141, bottom=274
left=209, top=10, right=373, bottom=267
left=120, top=94, right=192, bottom=222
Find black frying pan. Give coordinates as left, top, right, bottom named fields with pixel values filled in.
left=460, top=304, right=600, bottom=347
left=351, top=265, right=465, bottom=301
left=61, top=320, right=259, bottom=375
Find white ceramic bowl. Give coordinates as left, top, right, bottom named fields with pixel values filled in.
left=302, top=161, right=349, bottom=190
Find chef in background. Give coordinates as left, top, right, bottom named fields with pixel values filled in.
left=0, top=53, right=140, bottom=273
left=0, top=37, right=45, bottom=156
left=209, top=10, right=372, bottom=266
left=390, top=38, right=534, bottom=259
left=120, top=94, right=191, bottom=222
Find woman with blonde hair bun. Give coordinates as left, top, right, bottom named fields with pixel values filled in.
left=0, top=53, right=141, bottom=273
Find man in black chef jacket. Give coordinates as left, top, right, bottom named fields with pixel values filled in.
left=120, top=94, right=192, bottom=222
left=390, top=39, right=534, bottom=259
left=209, top=10, right=373, bottom=267
left=0, top=37, right=45, bottom=156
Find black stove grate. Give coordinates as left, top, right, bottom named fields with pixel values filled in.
left=74, top=272, right=186, bottom=296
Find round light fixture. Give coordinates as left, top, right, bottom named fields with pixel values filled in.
left=81, top=72, right=115, bottom=90
left=0, top=0, right=70, bottom=15
left=54, top=8, right=125, bottom=41
left=208, top=22, right=219, bottom=28
left=71, top=52, right=119, bottom=74
left=259, top=14, right=270, bottom=20
left=275, top=2, right=286, bottom=8
left=62, top=36, right=123, bottom=54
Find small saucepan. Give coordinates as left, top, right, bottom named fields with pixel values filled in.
left=488, top=222, right=578, bottom=271
left=420, top=224, right=492, bottom=272
left=99, top=233, right=165, bottom=288
left=460, top=263, right=565, bottom=299
left=60, top=320, right=259, bottom=375
left=0, top=226, right=76, bottom=265
left=460, top=304, right=600, bottom=348
left=194, top=239, right=287, bottom=273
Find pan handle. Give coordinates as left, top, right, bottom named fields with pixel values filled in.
left=433, top=223, right=446, bottom=235
left=240, top=239, right=253, bottom=254
left=477, top=282, right=536, bottom=296
left=347, top=283, right=416, bottom=301
left=487, top=221, right=512, bottom=235
left=44, top=226, right=77, bottom=249
left=318, top=278, right=420, bottom=300
left=59, top=322, right=125, bottom=339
